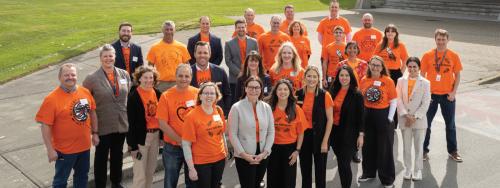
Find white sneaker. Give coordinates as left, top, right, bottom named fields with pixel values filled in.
left=412, top=170, right=422, bottom=181
left=383, top=184, right=394, bottom=188
left=403, top=170, right=412, bottom=180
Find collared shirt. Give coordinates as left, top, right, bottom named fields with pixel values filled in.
left=60, top=85, right=77, bottom=93
left=120, top=41, right=131, bottom=48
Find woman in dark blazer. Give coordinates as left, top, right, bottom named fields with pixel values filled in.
left=126, top=65, right=162, bottom=188
left=328, top=65, right=365, bottom=188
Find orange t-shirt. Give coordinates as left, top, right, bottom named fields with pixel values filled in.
left=257, top=31, right=292, bottom=70
left=280, top=19, right=308, bottom=36
left=316, top=16, right=352, bottom=46
left=337, top=58, right=368, bottom=84
left=253, top=105, right=260, bottom=143
left=269, top=67, right=305, bottom=90
left=322, top=42, right=347, bottom=78
left=232, top=23, right=266, bottom=39
left=290, top=35, right=311, bottom=68
left=200, top=33, right=210, bottom=42
left=407, top=79, right=416, bottom=99
left=156, top=86, right=199, bottom=145
left=105, top=71, right=119, bottom=96
left=360, top=76, right=397, bottom=109
left=137, top=87, right=159, bottom=129
left=122, top=47, right=131, bottom=73
left=273, top=105, right=307, bottom=144
left=35, top=86, right=96, bottom=154
left=196, top=68, right=211, bottom=85
left=182, top=106, right=227, bottom=164
left=420, top=49, right=462, bottom=95
left=301, top=91, right=334, bottom=129
left=352, top=28, right=383, bottom=61
left=375, top=42, right=409, bottom=70
left=238, top=38, right=247, bottom=64
left=147, top=40, right=191, bottom=81
left=333, top=88, right=348, bottom=126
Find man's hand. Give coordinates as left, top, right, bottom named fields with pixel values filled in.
left=447, top=92, right=456, bottom=101
left=92, top=134, right=100, bottom=146
left=47, top=148, right=58, bottom=162
left=188, top=168, right=198, bottom=181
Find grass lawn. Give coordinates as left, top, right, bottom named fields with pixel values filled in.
left=0, top=0, right=355, bottom=83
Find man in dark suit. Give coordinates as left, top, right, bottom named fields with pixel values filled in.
left=190, top=41, right=230, bottom=115
left=112, top=22, right=144, bottom=80
left=187, top=16, right=223, bottom=65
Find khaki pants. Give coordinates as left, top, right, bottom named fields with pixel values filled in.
left=131, top=132, right=160, bottom=188
left=157, top=81, right=176, bottom=92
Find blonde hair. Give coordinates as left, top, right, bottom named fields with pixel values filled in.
left=270, top=42, right=302, bottom=73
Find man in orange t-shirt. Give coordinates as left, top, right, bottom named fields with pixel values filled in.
left=420, top=29, right=463, bottom=162
left=36, top=63, right=99, bottom=188
left=157, top=63, right=199, bottom=188
left=279, top=5, right=308, bottom=36
left=232, top=8, right=266, bottom=39
left=352, top=13, right=383, bottom=61
left=147, top=20, right=191, bottom=92
left=322, top=25, right=347, bottom=87
left=258, top=16, right=292, bottom=71
left=316, top=0, right=352, bottom=58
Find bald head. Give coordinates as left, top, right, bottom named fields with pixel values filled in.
left=270, top=15, right=282, bottom=32
left=244, top=8, right=255, bottom=24
left=362, top=13, right=374, bottom=29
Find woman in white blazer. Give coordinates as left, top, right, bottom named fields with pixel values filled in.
left=396, top=57, right=431, bottom=181
left=228, top=76, right=275, bottom=188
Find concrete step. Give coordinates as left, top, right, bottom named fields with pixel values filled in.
left=382, top=0, right=500, bottom=17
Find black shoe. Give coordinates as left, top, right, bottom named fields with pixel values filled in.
left=352, top=153, right=361, bottom=163
left=111, top=183, right=125, bottom=188
left=358, top=174, right=375, bottom=182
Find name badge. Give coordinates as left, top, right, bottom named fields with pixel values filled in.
left=264, top=87, right=268, bottom=93
left=216, top=82, right=222, bottom=86
left=119, top=79, right=127, bottom=85
left=371, top=35, right=376, bottom=40
left=290, top=71, right=297, bottom=77
left=436, top=74, right=441, bottom=82
left=132, top=56, right=138, bottom=62
left=373, top=81, right=382, bottom=86
left=186, top=100, right=195, bottom=107
left=213, top=114, right=222, bottom=121
left=297, top=100, right=304, bottom=104
left=328, top=77, right=332, bottom=83
left=80, top=98, right=89, bottom=105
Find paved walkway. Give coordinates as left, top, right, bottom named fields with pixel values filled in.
left=1, top=9, right=500, bottom=188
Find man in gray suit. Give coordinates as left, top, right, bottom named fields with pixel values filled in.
left=224, top=19, right=258, bottom=105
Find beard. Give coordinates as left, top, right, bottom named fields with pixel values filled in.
left=120, top=35, right=131, bottom=42
left=363, top=23, right=372, bottom=29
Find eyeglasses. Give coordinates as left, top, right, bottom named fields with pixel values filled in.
left=202, top=92, right=216, bottom=96
left=246, top=86, right=261, bottom=91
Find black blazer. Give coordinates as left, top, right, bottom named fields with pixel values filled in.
left=112, top=40, right=144, bottom=78
left=329, top=87, right=365, bottom=152
left=190, top=63, right=231, bottom=115
left=126, top=86, right=162, bottom=151
left=187, top=33, right=223, bottom=65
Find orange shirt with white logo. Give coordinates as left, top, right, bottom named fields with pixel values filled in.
left=352, top=28, right=383, bottom=61
left=35, top=86, right=96, bottom=154
left=301, top=91, right=334, bottom=129
left=290, top=35, right=311, bottom=68
left=269, top=67, right=305, bottom=90
left=257, top=31, right=292, bottom=70
left=182, top=106, right=227, bottom=164
left=322, top=42, right=347, bottom=78
left=375, top=42, right=409, bottom=70
left=420, top=49, right=462, bottom=95
left=147, top=40, right=191, bottom=81
left=273, top=105, right=307, bottom=144
left=360, top=76, right=397, bottom=109
left=156, top=86, right=199, bottom=145
left=333, top=88, right=348, bottom=125
left=137, top=87, right=159, bottom=129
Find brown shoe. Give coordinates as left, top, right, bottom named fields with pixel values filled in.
left=423, top=152, right=429, bottom=161
left=449, top=152, right=463, bottom=162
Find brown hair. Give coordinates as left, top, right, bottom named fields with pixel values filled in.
left=234, top=18, right=246, bottom=27
left=366, top=55, right=389, bottom=78
left=288, top=21, right=305, bottom=36
left=241, top=76, right=264, bottom=100
left=196, top=82, right=222, bottom=105
left=434, top=28, right=449, bottom=39
left=118, top=22, right=133, bottom=31
left=133, top=65, right=160, bottom=86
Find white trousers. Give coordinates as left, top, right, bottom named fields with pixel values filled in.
left=131, top=132, right=160, bottom=188
left=401, top=128, right=426, bottom=173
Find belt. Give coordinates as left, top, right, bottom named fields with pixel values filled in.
left=146, top=129, right=159, bottom=133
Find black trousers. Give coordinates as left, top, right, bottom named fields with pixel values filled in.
left=300, top=129, right=327, bottom=188
left=94, top=132, right=126, bottom=188
left=389, top=69, right=403, bottom=129
left=331, top=125, right=356, bottom=188
left=235, top=144, right=269, bottom=188
left=194, top=159, right=225, bottom=188
left=267, top=143, right=297, bottom=188
left=362, top=108, right=395, bottom=186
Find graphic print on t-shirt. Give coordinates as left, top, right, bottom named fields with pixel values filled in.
left=70, top=99, right=91, bottom=125
left=146, top=100, right=157, bottom=117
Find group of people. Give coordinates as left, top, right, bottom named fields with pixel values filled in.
left=36, top=0, right=463, bottom=188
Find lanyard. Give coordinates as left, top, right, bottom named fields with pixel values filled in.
left=434, top=49, right=447, bottom=73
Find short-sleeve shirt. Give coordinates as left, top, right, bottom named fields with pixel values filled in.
left=269, top=67, right=305, bottom=90
left=147, top=40, right=191, bottom=81
left=182, top=106, right=227, bottom=164
left=337, top=58, right=368, bottom=84
left=156, top=86, right=199, bottom=145
left=375, top=42, right=409, bottom=70
left=322, top=42, right=347, bottom=78
left=280, top=19, right=308, bottom=36
left=316, top=16, right=352, bottom=46
left=137, top=87, right=159, bottom=129
left=290, top=35, right=312, bottom=68
left=273, top=105, right=307, bottom=144
left=360, top=76, right=397, bottom=109
left=35, top=86, right=96, bottom=154
left=258, top=31, right=292, bottom=70
left=352, top=28, right=383, bottom=61
left=420, top=48, right=462, bottom=95
left=301, top=91, right=334, bottom=129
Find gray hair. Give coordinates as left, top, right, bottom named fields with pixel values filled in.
left=99, top=44, right=115, bottom=57
left=175, top=63, right=192, bottom=76
left=163, top=20, right=176, bottom=29
left=58, top=63, right=77, bottom=78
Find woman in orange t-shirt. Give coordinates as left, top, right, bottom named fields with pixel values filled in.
left=269, top=42, right=305, bottom=90
left=182, top=82, right=227, bottom=188
left=126, top=65, right=162, bottom=188
left=328, top=65, right=365, bottom=188
left=289, top=21, right=311, bottom=69
left=358, top=56, right=398, bottom=187
left=338, top=41, right=368, bottom=84
left=266, top=79, right=307, bottom=188
left=375, top=24, right=409, bottom=87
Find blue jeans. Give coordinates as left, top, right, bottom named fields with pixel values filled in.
left=424, top=94, right=458, bottom=154
left=162, top=143, right=193, bottom=188
left=53, top=150, right=90, bottom=188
